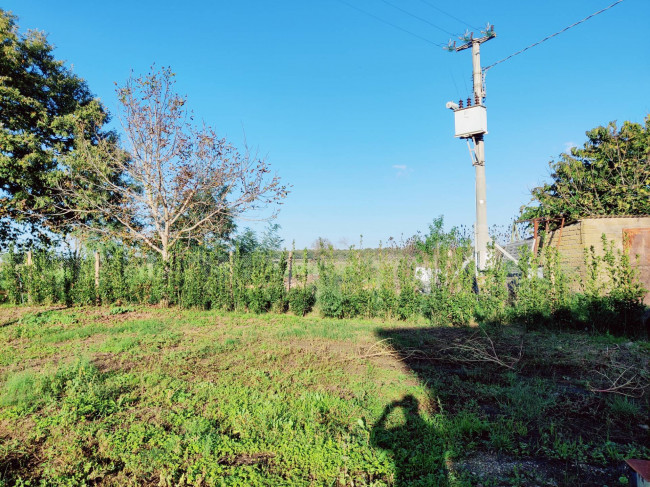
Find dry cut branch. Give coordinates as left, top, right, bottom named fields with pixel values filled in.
left=589, top=362, right=649, bottom=398
left=442, top=328, right=524, bottom=370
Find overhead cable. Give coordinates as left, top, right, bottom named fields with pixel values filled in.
left=335, top=0, right=444, bottom=47
left=484, top=0, right=624, bottom=71
left=378, top=0, right=456, bottom=36
left=416, top=0, right=481, bottom=31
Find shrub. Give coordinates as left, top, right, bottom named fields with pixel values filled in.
left=0, top=246, right=22, bottom=304
left=288, top=286, right=316, bottom=316
left=508, top=244, right=568, bottom=329
left=0, top=222, right=646, bottom=338
left=580, top=236, right=647, bottom=336
left=421, top=288, right=476, bottom=326
left=318, top=286, right=344, bottom=319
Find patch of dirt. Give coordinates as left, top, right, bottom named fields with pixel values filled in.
left=125, top=406, right=167, bottom=425
left=92, top=352, right=135, bottom=373
left=0, top=418, right=43, bottom=483
left=0, top=417, right=36, bottom=443
left=0, top=448, right=39, bottom=482
left=452, top=452, right=630, bottom=487
left=219, top=452, right=275, bottom=466
left=88, top=309, right=159, bottom=326
left=0, top=354, right=65, bottom=377
left=0, top=305, right=68, bottom=327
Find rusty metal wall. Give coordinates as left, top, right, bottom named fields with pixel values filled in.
left=624, top=228, right=650, bottom=305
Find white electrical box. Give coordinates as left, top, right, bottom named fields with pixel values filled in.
left=454, top=105, right=487, bottom=138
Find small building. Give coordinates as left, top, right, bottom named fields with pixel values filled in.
left=538, top=216, right=650, bottom=304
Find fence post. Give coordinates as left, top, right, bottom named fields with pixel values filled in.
left=287, top=250, right=293, bottom=291
left=229, top=251, right=234, bottom=308
left=94, top=250, right=100, bottom=305
left=26, top=250, right=33, bottom=304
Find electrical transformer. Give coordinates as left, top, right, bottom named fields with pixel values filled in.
left=454, top=105, right=487, bottom=138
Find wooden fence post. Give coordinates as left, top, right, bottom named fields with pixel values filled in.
left=229, top=251, right=234, bottom=307
left=94, top=251, right=100, bottom=305
left=287, top=250, right=293, bottom=291
left=26, top=250, right=33, bottom=304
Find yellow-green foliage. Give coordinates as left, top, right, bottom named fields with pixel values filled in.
left=1, top=221, right=647, bottom=336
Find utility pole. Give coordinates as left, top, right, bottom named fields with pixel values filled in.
left=445, top=26, right=495, bottom=272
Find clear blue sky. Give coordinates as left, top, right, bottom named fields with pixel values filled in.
left=6, top=0, right=650, bottom=248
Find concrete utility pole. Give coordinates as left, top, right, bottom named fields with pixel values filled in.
left=446, top=27, right=495, bottom=271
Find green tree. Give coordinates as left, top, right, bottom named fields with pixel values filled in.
left=0, top=9, right=110, bottom=246
left=521, top=117, right=650, bottom=222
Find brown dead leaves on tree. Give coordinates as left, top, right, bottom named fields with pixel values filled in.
left=58, top=66, right=288, bottom=260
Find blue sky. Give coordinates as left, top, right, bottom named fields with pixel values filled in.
left=5, top=0, right=650, bottom=248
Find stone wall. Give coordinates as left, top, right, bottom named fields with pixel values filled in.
left=544, top=221, right=583, bottom=278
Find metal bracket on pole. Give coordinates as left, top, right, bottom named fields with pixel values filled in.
left=465, top=139, right=478, bottom=165
left=493, top=242, right=519, bottom=264
left=465, top=136, right=485, bottom=166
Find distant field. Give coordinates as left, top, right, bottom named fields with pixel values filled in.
left=0, top=305, right=648, bottom=486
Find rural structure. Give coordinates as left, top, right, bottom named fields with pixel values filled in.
left=539, top=216, right=650, bottom=303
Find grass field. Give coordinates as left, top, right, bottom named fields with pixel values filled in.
left=0, top=305, right=648, bottom=486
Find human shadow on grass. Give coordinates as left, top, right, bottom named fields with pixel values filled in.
left=369, top=327, right=474, bottom=486
left=369, top=326, right=506, bottom=486
left=371, top=394, right=450, bottom=486
left=372, top=325, right=644, bottom=486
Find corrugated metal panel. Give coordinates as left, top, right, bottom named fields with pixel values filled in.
left=504, top=238, right=535, bottom=260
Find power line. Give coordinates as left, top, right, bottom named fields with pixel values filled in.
left=416, top=0, right=481, bottom=32
left=334, top=0, right=444, bottom=47
left=378, top=0, right=456, bottom=36
left=484, top=0, right=624, bottom=71
left=448, top=68, right=460, bottom=98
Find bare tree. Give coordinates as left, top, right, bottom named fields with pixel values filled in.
left=60, top=67, right=288, bottom=265
left=311, top=237, right=334, bottom=251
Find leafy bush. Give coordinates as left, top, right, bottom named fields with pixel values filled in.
left=0, top=246, right=22, bottom=304
left=508, top=244, right=569, bottom=328
left=579, top=236, right=647, bottom=336
left=288, top=286, right=316, bottom=316
left=318, top=286, right=344, bottom=319
left=0, top=221, right=646, bottom=337
left=421, top=288, right=476, bottom=326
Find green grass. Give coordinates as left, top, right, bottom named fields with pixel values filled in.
left=0, top=306, right=648, bottom=486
